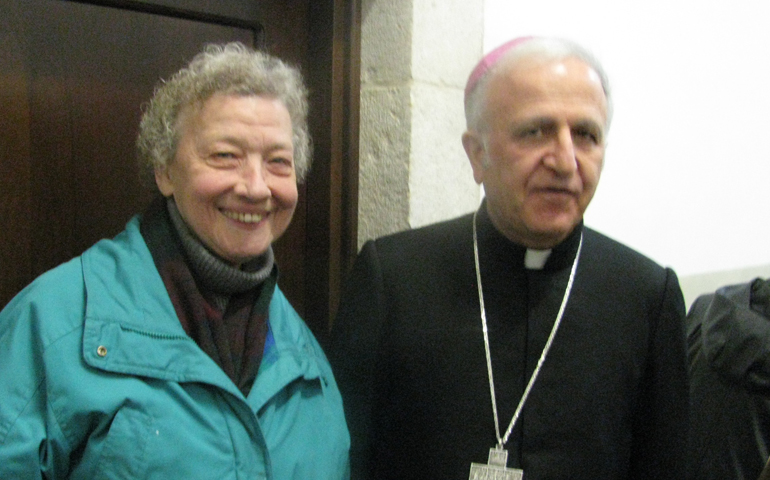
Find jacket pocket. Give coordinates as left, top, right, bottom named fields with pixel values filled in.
left=93, top=401, right=151, bottom=480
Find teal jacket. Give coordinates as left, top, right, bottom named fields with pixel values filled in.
left=0, top=217, right=350, bottom=479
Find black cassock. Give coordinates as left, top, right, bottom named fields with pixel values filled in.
left=329, top=204, right=688, bottom=480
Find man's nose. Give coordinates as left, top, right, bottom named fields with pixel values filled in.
left=544, top=128, right=577, bottom=175
left=234, top=158, right=271, bottom=198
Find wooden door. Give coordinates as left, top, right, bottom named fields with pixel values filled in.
left=0, top=0, right=360, bottom=340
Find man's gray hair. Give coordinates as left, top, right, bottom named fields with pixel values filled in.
left=137, top=42, right=312, bottom=186
left=464, top=37, right=613, bottom=133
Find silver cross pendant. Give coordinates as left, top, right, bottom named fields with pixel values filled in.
left=469, top=448, right=523, bottom=480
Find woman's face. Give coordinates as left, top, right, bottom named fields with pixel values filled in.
left=155, top=93, right=298, bottom=267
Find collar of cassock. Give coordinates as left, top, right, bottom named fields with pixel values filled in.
left=476, top=201, right=583, bottom=272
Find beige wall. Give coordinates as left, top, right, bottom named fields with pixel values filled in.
left=357, top=0, right=484, bottom=247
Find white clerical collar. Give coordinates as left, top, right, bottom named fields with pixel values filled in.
left=524, top=249, right=552, bottom=270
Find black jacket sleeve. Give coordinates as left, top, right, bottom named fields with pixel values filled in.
left=629, top=267, right=689, bottom=480
left=328, top=241, right=385, bottom=480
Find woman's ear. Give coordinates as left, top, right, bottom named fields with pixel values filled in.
left=154, top=167, right=174, bottom=197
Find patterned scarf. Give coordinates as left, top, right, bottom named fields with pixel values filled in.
left=139, top=197, right=276, bottom=396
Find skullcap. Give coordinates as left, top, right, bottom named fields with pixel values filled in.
left=464, top=36, right=534, bottom=101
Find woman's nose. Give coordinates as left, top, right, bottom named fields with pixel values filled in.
left=233, top=159, right=271, bottom=198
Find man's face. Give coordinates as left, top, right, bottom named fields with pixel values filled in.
left=155, top=93, right=298, bottom=267
left=464, top=56, right=608, bottom=249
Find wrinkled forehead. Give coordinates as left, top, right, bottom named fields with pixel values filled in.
left=485, top=57, right=609, bottom=130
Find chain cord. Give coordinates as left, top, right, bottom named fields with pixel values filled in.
left=472, top=209, right=583, bottom=448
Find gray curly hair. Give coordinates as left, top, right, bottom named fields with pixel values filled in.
left=137, top=42, right=312, bottom=186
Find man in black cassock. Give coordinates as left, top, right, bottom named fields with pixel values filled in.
left=329, top=36, right=688, bottom=480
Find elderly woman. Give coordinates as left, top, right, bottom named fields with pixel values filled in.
left=0, top=43, right=349, bottom=479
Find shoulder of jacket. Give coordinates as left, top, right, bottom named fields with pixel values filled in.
left=80, top=217, right=177, bottom=328
left=583, top=227, right=667, bottom=273
left=365, top=213, right=474, bottom=259
left=0, top=254, right=87, bottom=347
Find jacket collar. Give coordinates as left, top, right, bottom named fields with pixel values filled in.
left=80, top=216, right=325, bottom=411
left=247, top=293, right=327, bottom=411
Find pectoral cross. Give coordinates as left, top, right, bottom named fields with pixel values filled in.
left=469, top=448, right=523, bottom=480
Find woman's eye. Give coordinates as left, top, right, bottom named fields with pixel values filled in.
left=267, top=156, right=295, bottom=175
left=205, top=152, right=240, bottom=168
left=269, top=156, right=293, bottom=166
left=211, top=152, right=240, bottom=163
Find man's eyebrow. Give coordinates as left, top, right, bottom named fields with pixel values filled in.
left=511, top=117, right=555, bottom=129
left=573, top=118, right=603, bottom=129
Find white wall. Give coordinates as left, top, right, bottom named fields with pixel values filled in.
left=484, top=0, right=770, bottom=281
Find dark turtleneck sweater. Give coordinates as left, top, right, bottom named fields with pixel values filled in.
left=139, top=197, right=276, bottom=396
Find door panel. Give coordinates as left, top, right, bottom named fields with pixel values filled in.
left=1, top=0, right=359, bottom=337
left=0, top=0, right=293, bottom=310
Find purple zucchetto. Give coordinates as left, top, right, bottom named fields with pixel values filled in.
left=464, top=36, right=534, bottom=101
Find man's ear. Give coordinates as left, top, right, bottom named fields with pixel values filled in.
left=462, top=131, right=486, bottom=185
left=154, top=167, right=174, bottom=197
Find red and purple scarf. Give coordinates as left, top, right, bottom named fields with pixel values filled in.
left=139, top=198, right=275, bottom=396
